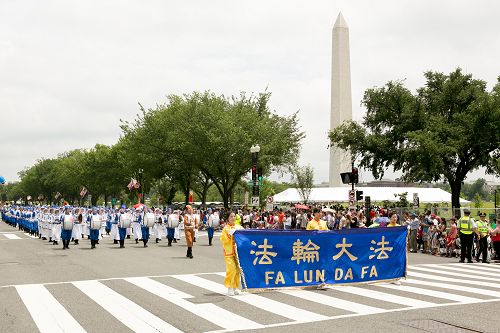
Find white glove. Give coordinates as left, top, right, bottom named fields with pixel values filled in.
left=228, top=228, right=236, bottom=235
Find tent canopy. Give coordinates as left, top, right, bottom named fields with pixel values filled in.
left=272, top=187, right=470, bottom=204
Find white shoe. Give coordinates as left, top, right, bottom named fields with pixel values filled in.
left=227, top=288, right=235, bottom=296
left=233, top=289, right=240, bottom=295
left=391, top=280, right=401, bottom=285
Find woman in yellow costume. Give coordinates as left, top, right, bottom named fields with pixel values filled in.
left=220, top=212, right=243, bottom=295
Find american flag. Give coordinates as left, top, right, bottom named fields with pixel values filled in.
left=127, top=178, right=138, bottom=190
left=80, top=187, right=88, bottom=197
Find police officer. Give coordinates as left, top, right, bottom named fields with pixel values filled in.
left=475, top=212, right=491, bottom=263
left=458, top=208, right=477, bottom=263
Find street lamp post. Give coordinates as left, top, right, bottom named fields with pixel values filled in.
left=250, top=145, right=261, bottom=205
left=138, top=168, right=144, bottom=204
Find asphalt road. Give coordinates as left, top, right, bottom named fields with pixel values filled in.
left=1, top=221, right=499, bottom=333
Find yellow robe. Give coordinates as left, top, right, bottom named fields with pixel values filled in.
left=220, top=224, right=243, bottom=288
left=306, top=219, right=328, bottom=230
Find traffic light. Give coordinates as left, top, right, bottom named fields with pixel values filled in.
left=251, top=165, right=257, bottom=181
left=352, top=167, right=359, bottom=184
left=252, top=184, right=259, bottom=196
left=340, top=172, right=352, bottom=184
left=356, top=190, right=363, bottom=201
left=257, top=167, right=263, bottom=186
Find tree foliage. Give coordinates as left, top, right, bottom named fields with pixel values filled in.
left=291, top=165, right=314, bottom=204
left=120, top=91, right=304, bottom=207
left=329, top=68, right=500, bottom=209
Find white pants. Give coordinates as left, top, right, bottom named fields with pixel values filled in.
left=81, top=223, right=88, bottom=236
left=52, top=224, right=61, bottom=242
left=72, top=224, right=82, bottom=240
left=132, top=222, right=142, bottom=240
left=153, top=223, right=164, bottom=239
left=110, top=224, right=120, bottom=240
left=174, top=227, right=181, bottom=240
left=47, top=223, right=53, bottom=239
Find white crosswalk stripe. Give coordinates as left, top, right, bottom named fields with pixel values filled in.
left=2, top=233, right=22, bottom=239
left=15, top=284, right=86, bottom=333
left=9, top=263, right=500, bottom=333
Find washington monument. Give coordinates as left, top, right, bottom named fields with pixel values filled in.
left=329, top=12, right=352, bottom=186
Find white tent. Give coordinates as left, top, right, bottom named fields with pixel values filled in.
left=272, top=187, right=470, bottom=204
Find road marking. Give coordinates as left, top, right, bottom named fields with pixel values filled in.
left=377, top=282, right=480, bottom=303
left=410, top=266, right=498, bottom=282
left=73, top=280, right=182, bottom=333
left=280, top=289, right=384, bottom=315
left=404, top=278, right=500, bottom=298
left=328, top=285, right=436, bottom=308
left=3, top=233, right=22, bottom=239
left=446, top=263, right=500, bottom=272
left=15, top=284, right=86, bottom=333
left=431, top=264, right=500, bottom=278
left=407, top=271, right=500, bottom=289
left=173, top=274, right=328, bottom=322
left=126, top=277, right=263, bottom=331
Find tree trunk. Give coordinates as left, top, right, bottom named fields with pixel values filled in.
left=449, top=179, right=463, bottom=216
left=166, top=187, right=176, bottom=205
left=184, top=179, right=190, bottom=205
left=104, top=193, right=108, bottom=207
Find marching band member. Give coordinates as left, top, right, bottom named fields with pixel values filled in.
left=193, top=209, right=200, bottom=243
left=72, top=208, right=82, bottom=245
left=110, top=208, right=120, bottom=244
left=47, top=208, right=55, bottom=242
left=206, top=208, right=220, bottom=246
left=165, top=208, right=178, bottom=246
left=41, top=208, right=49, bottom=240
left=61, top=206, right=74, bottom=249
left=118, top=208, right=132, bottom=248
left=184, top=205, right=197, bottom=259
left=140, top=207, right=154, bottom=247
left=220, top=212, right=243, bottom=296
left=152, top=208, right=164, bottom=243
left=89, top=207, right=101, bottom=249
left=52, top=208, right=62, bottom=245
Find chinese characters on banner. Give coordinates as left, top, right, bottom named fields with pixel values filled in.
left=235, top=227, right=407, bottom=290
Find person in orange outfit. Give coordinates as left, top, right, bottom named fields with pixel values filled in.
left=306, top=208, right=328, bottom=230
left=184, top=205, right=197, bottom=259
left=220, top=212, right=243, bottom=295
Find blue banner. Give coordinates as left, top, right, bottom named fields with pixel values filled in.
left=234, top=226, right=407, bottom=290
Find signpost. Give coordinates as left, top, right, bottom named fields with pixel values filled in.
left=413, top=193, right=419, bottom=210
left=348, top=189, right=355, bottom=208
left=251, top=196, right=260, bottom=207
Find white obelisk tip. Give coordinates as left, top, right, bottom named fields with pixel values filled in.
left=334, top=12, right=348, bottom=29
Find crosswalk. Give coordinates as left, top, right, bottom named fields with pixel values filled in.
left=4, top=263, right=500, bottom=333
left=0, top=231, right=33, bottom=240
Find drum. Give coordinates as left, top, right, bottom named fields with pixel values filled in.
left=167, top=214, right=179, bottom=229
left=62, top=215, right=74, bottom=231
left=90, top=215, right=101, bottom=230
left=120, top=214, right=132, bottom=228
left=144, top=213, right=155, bottom=228
left=208, top=215, right=220, bottom=228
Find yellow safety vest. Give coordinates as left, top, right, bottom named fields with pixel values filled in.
left=477, top=220, right=488, bottom=235
left=459, top=216, right=474, bottom=235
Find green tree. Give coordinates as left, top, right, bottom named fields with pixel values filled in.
left=473, top=193, right=483, bottom=209
left=121, top=91, right=304, bottom=208
left=462, top=178, right=489, bottom=201
left=291, top=165, right=314, bottom=204
left=329, top=68, right=500, bottom=210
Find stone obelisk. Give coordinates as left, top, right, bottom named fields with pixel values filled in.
left=329, top=12, right=352, bottom=187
